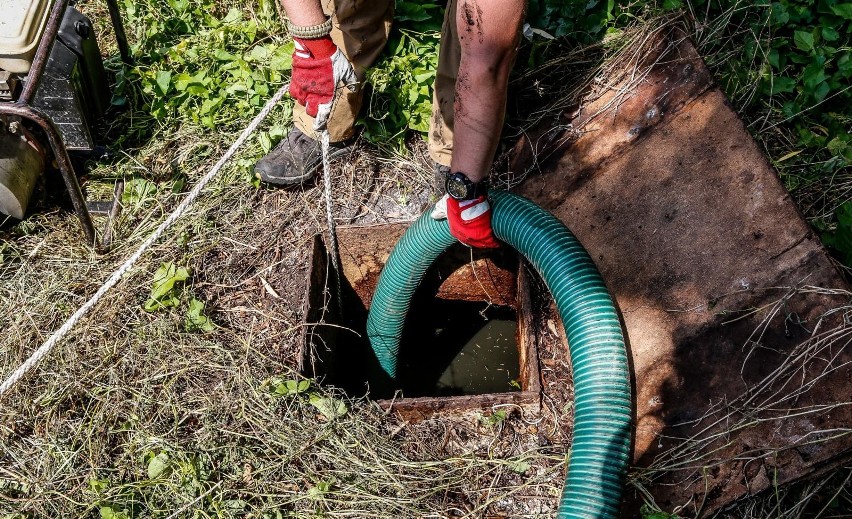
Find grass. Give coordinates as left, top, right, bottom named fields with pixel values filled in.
left=2, top=2, right=560, bottom=515
left=631, top=285, right=852, bottom=518
left=1, top=0, right=851, bottom=517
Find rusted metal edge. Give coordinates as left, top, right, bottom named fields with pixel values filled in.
left=378, top=390, right=540, bottom=423
left=0, top=102, right=98, bottom=247
left=517, top=260, right=542, bottom=394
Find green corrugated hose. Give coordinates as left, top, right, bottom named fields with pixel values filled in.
left=366, top=190, right=632, bottom=518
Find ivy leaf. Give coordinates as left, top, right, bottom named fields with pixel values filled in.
left=270, top=42, right=294, bottom=71
left=838, top=53, right=852, bottom=77
left=768, top=48, right=780, bottom=69
left=838, top=201, right=852, bottom=228
left=155, top=70, right=172, bottom=96
left=813, top=81, right=831, bottom=102
left=770, top=76, right=797, bottom=94
left=770, top=2, right=790, bottom=24
left=802, top=62, right=828, bottom=91
left=823, top=202, right=852, bottom=265
left=308, top=393, right=348, bottom=420
left=822, top=25, right=840, bottom=42
left=167, top=0, right=189, bottom=13
left=794, top=30, right=815, bottom=52
left=172, top=72, right=192, bottom=92
left=248, top=45, right=270, bottom=61
left=147, top=452, right=170, bottom=479
left=214, top=49, right=237, bottom=61
left=830, top=4, right=852, bottom=19
left=222, top=7, right=242, bottom=24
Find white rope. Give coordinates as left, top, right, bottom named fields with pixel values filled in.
left=0, top=83, right=290, bottom=398
left=320, top=130, right=343, bottom=314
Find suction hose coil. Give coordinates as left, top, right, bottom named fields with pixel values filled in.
left=366, top=190, right=632, bottom=518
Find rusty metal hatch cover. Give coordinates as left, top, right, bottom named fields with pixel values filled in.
left=511, top=25, right=852, bottom=518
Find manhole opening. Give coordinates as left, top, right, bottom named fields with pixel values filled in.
left=300, top=224, right=542, bottom=418
left=398, top=300, right=519, bottom=397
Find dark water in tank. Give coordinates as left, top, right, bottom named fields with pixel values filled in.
left=396, top=300, right=520, bottom=396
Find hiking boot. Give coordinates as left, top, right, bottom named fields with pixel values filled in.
left=254, top=127, right=352, bottom=185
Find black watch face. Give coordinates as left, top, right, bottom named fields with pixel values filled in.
left=446, top=173, right=470, bottom=200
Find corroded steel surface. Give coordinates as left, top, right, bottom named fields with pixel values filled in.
left=336, top=224, right=518, bottom=308
left=514, top=28, right=852, bottom=518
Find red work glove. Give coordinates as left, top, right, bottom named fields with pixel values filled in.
left=432, top=194, right=500, bottom=248
left=289, top=35, right=357, bottom=130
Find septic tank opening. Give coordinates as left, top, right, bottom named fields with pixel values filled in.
left=397, top=300, right=518, bottom=396
left=300, top=224, right=542, bottom=419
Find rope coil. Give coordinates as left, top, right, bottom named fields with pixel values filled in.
left=0, top=83, right=291, bottom=398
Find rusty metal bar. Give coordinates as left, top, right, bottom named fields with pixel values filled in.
left=19, top=0, right=71, bottom=105
left=0, top=103, right=98, bottom=247
left=104, top=0, right=133, bottom=66
left=101, top=179, right=124, bottom=250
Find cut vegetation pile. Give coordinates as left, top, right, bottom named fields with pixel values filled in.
left=1, top=0, right=851, bottom=517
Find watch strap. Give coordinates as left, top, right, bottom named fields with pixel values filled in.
left=446, top=171, right=489, bottom=200
left=469, top=178, right=489, bottom=198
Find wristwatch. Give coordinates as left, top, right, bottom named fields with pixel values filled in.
left=445, top=171, right=488, bottom=201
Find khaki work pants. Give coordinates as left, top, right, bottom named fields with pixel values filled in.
left=293, top=0, right=460, bottom=167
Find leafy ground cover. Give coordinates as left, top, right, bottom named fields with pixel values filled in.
left=0, top=0, right=851, bottom=518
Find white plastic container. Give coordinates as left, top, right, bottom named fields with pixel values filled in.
left=0, top=0, right=52, bottom=73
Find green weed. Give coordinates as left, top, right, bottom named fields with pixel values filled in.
left=185, top=297, right=215, bottom=332
left=266, top=375, right=347, bottom=420
left=267, top=376, right=311, bottom=396
left=121, top=0, right=289, bottom=128
left=820, top=200, right=852, bottom=264
left=143, top=262, right=215, bottom=332
left=479, top=409, right=508, bottom=428
left=640, top=504, right=681, bottom=519
left=361, top=1, right=442, bottom=151
left=526, top=0, right=615, bottom=41
left=144, top=261, right=189, bottom=311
